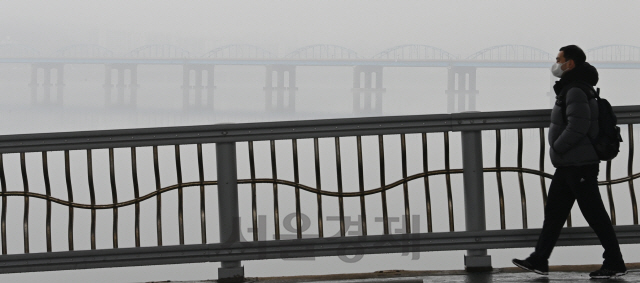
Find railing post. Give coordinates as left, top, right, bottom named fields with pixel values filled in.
left=216, top=142, right=244, bottom=283
left=461, top=121, right=492, bottom=272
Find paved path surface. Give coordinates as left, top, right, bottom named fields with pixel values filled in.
left=146, top=263, right=640, bottom=282
left=290, top=271, right=638, bottom=282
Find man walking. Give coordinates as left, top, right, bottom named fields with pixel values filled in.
left=512, top=45, right=627, bottom=279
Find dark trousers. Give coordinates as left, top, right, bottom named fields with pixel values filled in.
left=530, top=164, right=625, bottom=269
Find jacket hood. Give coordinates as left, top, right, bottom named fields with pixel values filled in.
left=553, top=62, right=599, bottom=95
left=561, top=62, right=599, bottom=86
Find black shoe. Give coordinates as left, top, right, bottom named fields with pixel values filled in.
left=589, top=267, right=628, bottom=279
left=512, top=258, right=548, bottom=275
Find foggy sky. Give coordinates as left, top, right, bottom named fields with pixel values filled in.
left=3, top=0, right=640, bottom=57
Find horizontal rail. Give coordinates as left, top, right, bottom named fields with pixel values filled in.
left=0, top=225, right=638, bottom=274
left=0, top=164, right=637, bottom=211
left=2, top=106, right=640, bottom=154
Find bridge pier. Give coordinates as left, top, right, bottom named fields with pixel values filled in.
left=446, top=67, right=478, bottom=113
left=352, top=66, right=384, bottom=116
left=264, top=65, right=297, bottom=113
left=182, top=65, right=215, bottom=110
left=104, top=64, right=138, bottom=108
left=30, top=63, right=64, bottom=106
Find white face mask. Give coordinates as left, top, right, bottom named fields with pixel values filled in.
left=551, top=61, right=568, bottom=78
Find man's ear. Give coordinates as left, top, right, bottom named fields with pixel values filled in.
left=567, top=59, right=576, bottom=70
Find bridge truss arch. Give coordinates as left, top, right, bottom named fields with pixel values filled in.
left=467, top=44, right=552, bottom=61
left=285, top=44, right=361, bottom=59
left=587, top=45, right=640, bottom=61
left=55, top=44, right=114, bottom=58
left=130, top=44, right=191, bottom=58
left=0, top=44, right=40, bottom=57
left=202, top=44, right=275, bottom=59
left=373, top=44, right=457, bottom=60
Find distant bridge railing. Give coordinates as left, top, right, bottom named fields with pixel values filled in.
left=0, top=106, right=640, bottom=281
left=4, top=44, right=640, bottom=62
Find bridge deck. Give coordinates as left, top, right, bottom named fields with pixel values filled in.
left=2, top=58, right=640, bottom=69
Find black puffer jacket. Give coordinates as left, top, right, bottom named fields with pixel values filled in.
left=548, top=62, right=600, bottom=167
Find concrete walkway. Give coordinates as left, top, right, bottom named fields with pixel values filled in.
left=147, top=263, right=640, bottom=283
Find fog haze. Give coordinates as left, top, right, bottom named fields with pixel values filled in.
left=4, top=1, right=640, bottom=57
left=1, top=1, right=640, bottom=282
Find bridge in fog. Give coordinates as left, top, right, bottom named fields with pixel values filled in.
left=2, top=43, right=640, bottom=282
left=1, top=44, right=640, bottom=113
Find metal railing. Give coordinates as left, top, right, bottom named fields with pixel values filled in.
left=0, top=106, right=640, bottom=280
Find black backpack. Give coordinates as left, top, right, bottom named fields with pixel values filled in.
left=560, top=85, right=622, bottom=161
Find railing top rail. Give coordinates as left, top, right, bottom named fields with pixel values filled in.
left=2, top=106, right=640, bottom=153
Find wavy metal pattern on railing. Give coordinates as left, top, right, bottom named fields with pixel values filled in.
left=0, top=145, right=214, bottom=255
left=0, top=108, right=639, bottom=278
left=0, top=129, right=638, bottom=255
left=491, top=126, right=640, bottom=229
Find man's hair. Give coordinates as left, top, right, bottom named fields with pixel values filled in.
left=559, top=45, right=586, bottom=66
